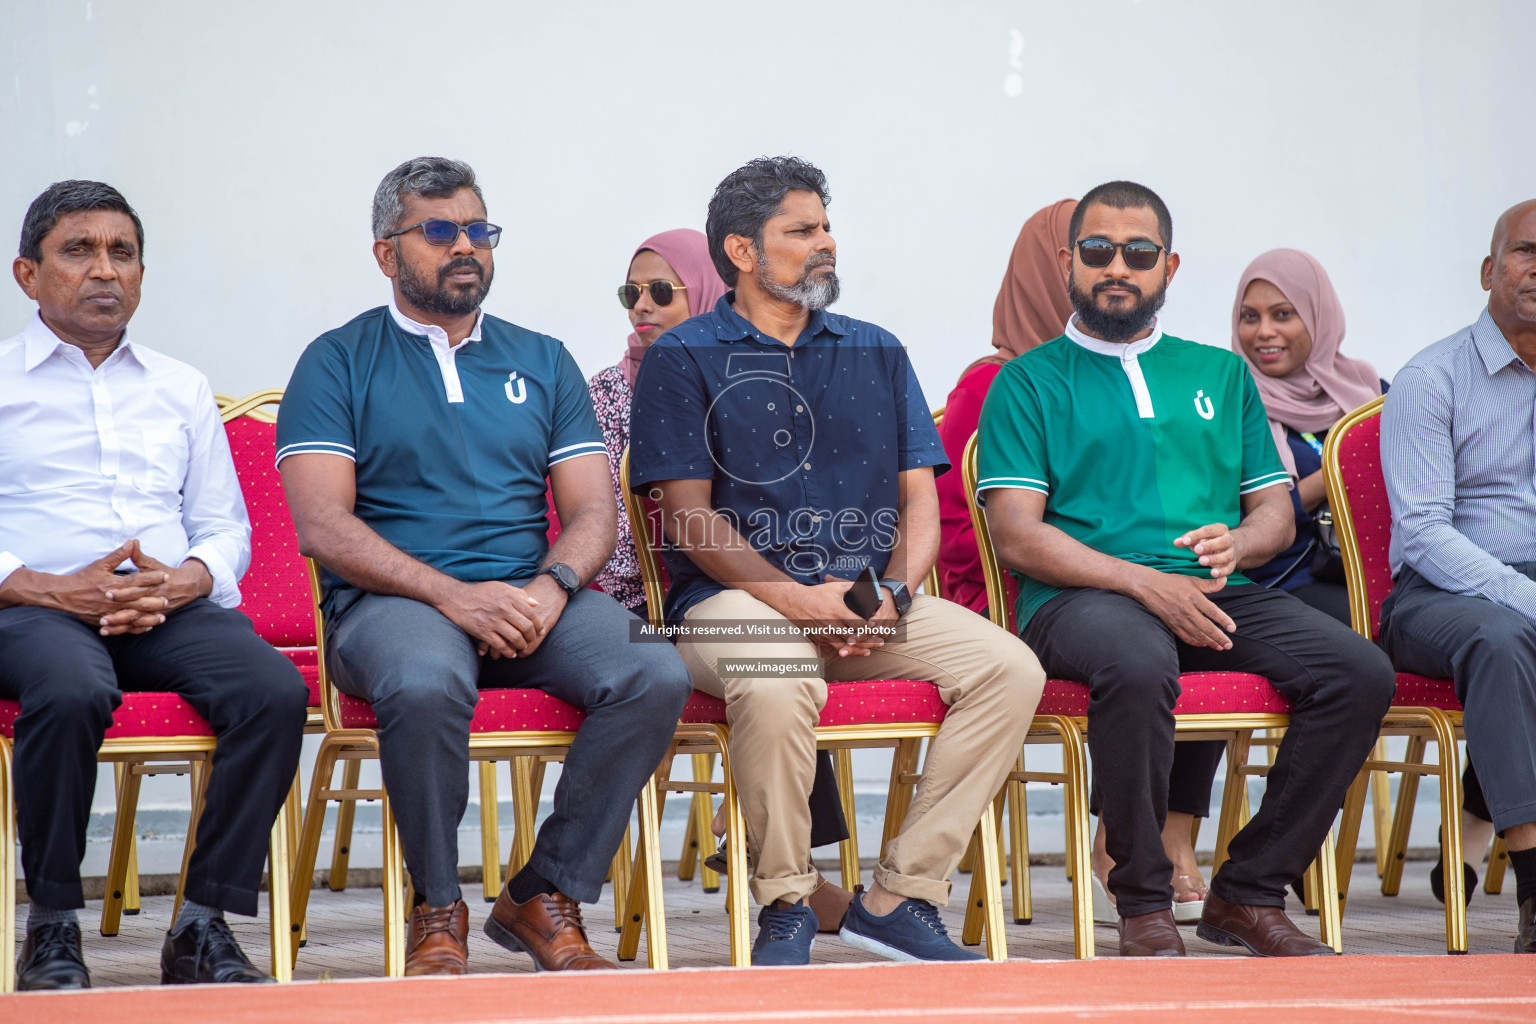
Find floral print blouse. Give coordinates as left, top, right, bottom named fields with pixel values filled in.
left=587, top=364, right=645, bottom=610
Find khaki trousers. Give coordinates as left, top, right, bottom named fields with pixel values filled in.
left=679, top=590, right=1044, bottom=906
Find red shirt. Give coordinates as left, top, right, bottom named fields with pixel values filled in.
left=936, top=362, right=1017, bottom=619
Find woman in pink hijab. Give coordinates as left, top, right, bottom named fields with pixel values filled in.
left=1231, top=248, right=1384, bottom=623
left=587, top=229, right=727, bottom=617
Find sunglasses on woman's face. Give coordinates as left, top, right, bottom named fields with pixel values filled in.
left=386, top=219, right=502, bottom=249
left=617, top=281, right=687, bottom=309
left=1076, top=238, right=1165, bottom=272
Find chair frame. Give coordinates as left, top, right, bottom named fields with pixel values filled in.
left=615, top=446, right=1023, bottom=963
left=288, top=558, right=670, bottom=975
left=961, top=430, right=1343, bottom=951
left=1322, top=395, right=1470, bottom=952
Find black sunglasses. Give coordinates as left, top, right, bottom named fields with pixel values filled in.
left=1076, top=238, right=1165, bottom=271
left=386, top=219, right=502, bottom=249
left=617, top=281, right=687, bottom=309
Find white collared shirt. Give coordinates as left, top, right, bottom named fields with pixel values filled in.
left=0, top=314, right=250, bottom=606
left=1064, top=315, right=1164, bottom=418
left=388, top=298, right=484, bottom=403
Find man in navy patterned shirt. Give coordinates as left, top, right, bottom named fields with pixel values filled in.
left=630, top=156, right=1045, bottom=965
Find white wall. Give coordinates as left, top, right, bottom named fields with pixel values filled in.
left=4, top=0, right=1533, bottom=403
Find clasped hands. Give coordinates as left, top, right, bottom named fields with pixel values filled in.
left=64, top=539, right=212, bottom=636
left=776, top=576, right=897, bottom=659
left=1130, top=523, right=1244, bottom=651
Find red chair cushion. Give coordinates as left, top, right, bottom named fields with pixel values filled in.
left=1333, top=410, right=1395, bottom=639
left=0, top=693, right=214, bottom=740
left=1036, top=672, right=1287, bottom=717
left=337, top=688, right=586, bottom=731
left=282, top=648, right=321, bottom=708
left=679, top=679, right=948, bottom=728
left=226, top=415, right=316, bottom=648
left=1390, top=672, right=1462, bottom=711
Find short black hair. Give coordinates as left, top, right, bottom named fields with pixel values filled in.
left=706, top=156, right=830, bottom=286
left=1068, top=180, right=1172, bottom=250
left=371, top=156, right=484, bottom=240
left=19, top=180, right=144, bottom=263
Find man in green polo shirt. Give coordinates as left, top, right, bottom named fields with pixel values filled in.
left=978, top=181, right=1393, bottom=958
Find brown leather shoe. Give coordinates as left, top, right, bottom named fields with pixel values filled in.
left=484, top=888, right=615, bottom=971
left=1118, top=908, right=1186, bottom=957
left=808, top=875, right=857, bottom=933
left=404, top=900, right=468, bottom=976
left=1196, top=891, right=1334, bottom=956
left=1517, top=897, right=1535, bottom=954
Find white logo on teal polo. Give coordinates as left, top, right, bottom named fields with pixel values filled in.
left=1194, top=389, right=1214, bottom=420
left=505, top=371, right=528, bottom=404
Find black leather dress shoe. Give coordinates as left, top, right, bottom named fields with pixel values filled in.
left=160, top=917, right=273, bottom=984
left=1517, top=897, right=1535, bottom=954
left=16, top=921, right=91, bottom=990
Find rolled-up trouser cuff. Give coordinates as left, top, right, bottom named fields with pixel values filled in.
left=749, top=868, right=820, bottom=907
left=873, top=863, right=953, bottom=907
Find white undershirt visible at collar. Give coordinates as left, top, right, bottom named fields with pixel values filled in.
left=388, top=298, right=485, bottom=404
left=1064, top=315, right=1163, bottom=419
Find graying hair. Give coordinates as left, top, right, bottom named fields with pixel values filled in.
left=371, top=157, right=484, bottom=240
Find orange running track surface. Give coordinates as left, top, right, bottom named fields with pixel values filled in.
left=4, top=955, right=1534, bottom=1024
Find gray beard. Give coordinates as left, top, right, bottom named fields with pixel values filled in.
left=757, top=254, right=840, bottom=311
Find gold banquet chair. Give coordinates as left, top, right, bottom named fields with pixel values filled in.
left=1323, top=396, right=1479, bottom=952
left=615, top=446, right=1019, bottom=964
left=961, top=430, right=1345, bottom=951
left=288, top=558, right=671, bottom=975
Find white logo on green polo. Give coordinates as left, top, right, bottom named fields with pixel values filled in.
left=1194, top=389, right=1214, bottom=420
left=505, top=372, right=527, bottom=404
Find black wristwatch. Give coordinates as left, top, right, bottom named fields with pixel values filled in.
left=878, top=578, right=913, bottom=617
left=541, top=562, right=581, bottom=596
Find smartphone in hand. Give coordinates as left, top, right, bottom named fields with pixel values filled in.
left=841, top=566, right=884, bottom=619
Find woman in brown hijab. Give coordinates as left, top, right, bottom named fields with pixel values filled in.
left=935, top=199, right=1075, bottom=614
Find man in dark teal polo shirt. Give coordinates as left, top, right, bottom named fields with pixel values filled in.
left=278, top=157, right=690, bottom=976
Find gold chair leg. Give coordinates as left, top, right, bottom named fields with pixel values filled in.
left=722, top=741, right=752, bottom=965
left=505, top=757, right=540, bottom=881
left=833, top=747, right=860, bottom=891
left=610, top=824, right=633, bottom=931
left=1213, top=732, right=1252, bottom=875
left=1369, top=738, right=1391, bottom=878
left=1312, top=828, right=1342, bottom=952
left=478, top=761, right=502, bottom=901
left=1335, top=768, right=1370, bottom=914
left=882, top=738, right=920, bottom=850
left=1, top=737, right=17, bottom=993
left=1007, top=752, right=1032, bottom=924
left=961, top=800, right=1007, bottom=961
left=267, top=800, right=293, bottom=982
left=676, top=792, right=700, bottom=881
left=1427, top=712, right=1467, bottom=953
left=1486, top=836, right=1510, bottom=894
left=636, top=776, right=669, bottom=969
left=290, top=738, right=343, bottom=966
left=619, top=777, right=669, bottom=961
left=171, top=760, right=211, bottom=928
left=101, top=762, right=145, bottom=937
left=1061, top=721, right=1094, bottom=959
left=1381, top=735, right=1426, bottom=896
left=116, top=763, right=141, bottom=916
left=328, top=758, right=361, bottom=891
left=692, top=754, right=720, bottom=893
left=381, top=795, right=405, bottom=978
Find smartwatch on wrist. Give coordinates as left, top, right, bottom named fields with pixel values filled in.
left=541, top=562, right=581, bottom=596
left=878, top=578, right=913, bottom=617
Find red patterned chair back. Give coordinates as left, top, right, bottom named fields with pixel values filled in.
left=1322, top=397, right=1392, bottom=641
left=221, top=391, right=316, bottom=649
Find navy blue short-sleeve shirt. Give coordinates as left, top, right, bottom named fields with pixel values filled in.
left=628, top=294, right=946, bottom=621
left=276, top=305, right=605, bottom=604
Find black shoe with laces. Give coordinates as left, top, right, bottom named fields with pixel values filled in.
left=16, top=921, right=91, bottom=990
left=160, top=916, right=273, bottom=984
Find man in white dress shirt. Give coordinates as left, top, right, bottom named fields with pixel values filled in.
left=0, top=181, right=307, bottom=988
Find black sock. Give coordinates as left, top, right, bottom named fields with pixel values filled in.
left=1510, top=845, right=1536, bottom=907
left=412, top=889, right=427, bottom=908
left=506, top=865, right=558, bottom=904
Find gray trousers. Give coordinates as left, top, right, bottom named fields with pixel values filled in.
left=1380, top=564, right=1536, bottom=833
left=325, top=586, right=692, bottom=906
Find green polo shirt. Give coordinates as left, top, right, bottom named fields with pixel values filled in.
left=976, top=322, right=1289, bottom=630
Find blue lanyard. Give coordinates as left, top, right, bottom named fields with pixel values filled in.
left=1299, top=431, right=1324, bottom=457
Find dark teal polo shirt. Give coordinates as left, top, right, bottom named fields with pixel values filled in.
left=627, top=293, right=947, bottom=622
left=276, top=305, right=605, bottom=605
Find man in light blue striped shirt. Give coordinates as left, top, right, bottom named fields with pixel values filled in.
left=1380, top=199, right=1536, bottom=953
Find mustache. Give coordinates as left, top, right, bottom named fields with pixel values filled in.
left=1092, top=279, right=1141, bottom=298
left=804, top=252, right=836, bottom=271
left=437, top=257, right=485, bottom=285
